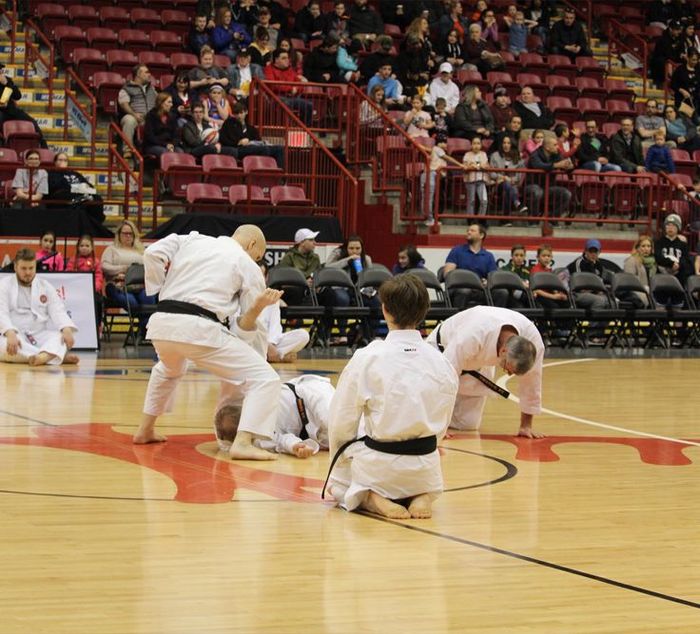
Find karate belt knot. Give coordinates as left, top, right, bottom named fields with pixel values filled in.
left=156, top=299, right=230, bottom=328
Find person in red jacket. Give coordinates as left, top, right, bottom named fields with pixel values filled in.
left=263, top=49, right=313, bottom=125
left=68, top=234, right=104, bottom=329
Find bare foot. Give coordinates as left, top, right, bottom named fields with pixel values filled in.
left=361, top=490, right=411, bottom=519
left=281, top=352, right=298, bottom=363
left=28, top=352, right=53, bottom=366
left=63, top=353, right=80, bottom=365
left=408, top=494, right=433, bottom=519
left=133, top=431, right=167, bottom=444
left=229, top=431, right=278, bottom=461
left=292, top=443, right=314, bottom=459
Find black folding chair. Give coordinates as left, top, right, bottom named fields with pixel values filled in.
left=444, top=269, right=492, bottom=309
left=487, top=270, right=544, bottom=325
left=569, top=272, right=627, bottom=347
left=402, top=267, right=458, bottom=324
left=357, top=266, right=393, bottom=322
left=610, top=273, right=669, bottom=348
left=123, top=263, right=158, bottom=347
left=529, top=272, right=586, bottom=347
left=650, top=274, right=700, bottom=347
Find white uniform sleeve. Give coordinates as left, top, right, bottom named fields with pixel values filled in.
left=262, top=302, right=283, bottom=344
left=446, top=331, right=485, bottom=374
left=255, top=431, right=320, bottom=456
left=328, top=354, right=365, bottom=458
left=46, top=281, right=77, bottom=332
left=0, top=278, right=17, bottom=334
left=143, top=233, right=186, bottom=296
left=231, top=257, right=267, bottom=352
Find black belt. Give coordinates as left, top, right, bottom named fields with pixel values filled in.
left=156, top=299, right=229, bottom=328
left=321, top=434, right=437, bottom=499
left=284, top=382, right=309, bottom=441
left=434, top=324, right=510, bottom=399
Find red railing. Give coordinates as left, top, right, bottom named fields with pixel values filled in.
left=107, top=123, right=144, bottom=229
left=0, top=0, right=17, bottom=64
left=23, top=19, right=54, bottom=113
left=659, top=171, right=700, bottom=251
left=559, top=0, right=592, bottom=36
left=64, top=68, right=97, bottom=166
left=608, top=19, right=649, bottom=98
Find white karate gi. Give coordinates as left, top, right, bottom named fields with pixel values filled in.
left=0, top=274, right=77, bottom=365
left=260, top=302, right=309, bottom=358
left=217, top=374, right=333, bottom=455
left=141, top=231, right=280, bottom=439
left=426, top=306, right=545, bottom=430
left=328, top=329, right=458, bottom=511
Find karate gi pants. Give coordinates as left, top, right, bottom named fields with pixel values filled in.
left=0, top=330, right=68, bottom=365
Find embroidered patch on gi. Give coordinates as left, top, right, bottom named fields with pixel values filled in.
left=39, top=294, right=48, bottom=304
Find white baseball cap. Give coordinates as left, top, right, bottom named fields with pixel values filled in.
left=294, top=228, right=320, bottom=243
left=439, top=62, right=453, bottom=74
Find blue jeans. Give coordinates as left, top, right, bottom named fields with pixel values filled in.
left=106, top=285, right=157, bottom=336
left=580, top=160, right=622, bottom=173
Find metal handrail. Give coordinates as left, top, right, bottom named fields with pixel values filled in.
left=23, top=19, right=54, bottom=113
left=0, top=0, right=17, bottom=64
left=608, top=19, right=649, bottom=99
left=108, top=123, right=144, bottom=229
left=64, top=67, right=97, bottom=165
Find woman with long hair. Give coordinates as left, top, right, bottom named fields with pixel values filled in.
left=623, top=235, right=657, bottom=307
left=143, top=92, right=182, bottom=157
left=249, top=26, right=274, bottom=67
left=211, top=6, right=251, bottom=62
left=392, top=244, right=425, bottom=274
left=163, top=73, right=197, bottom=126
left=489, top=135, right=527, bottom=218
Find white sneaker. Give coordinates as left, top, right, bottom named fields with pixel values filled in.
left=425, top=218, right=435, bottom=226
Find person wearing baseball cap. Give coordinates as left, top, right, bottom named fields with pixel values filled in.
left=428, top=61, right=459, bottom=113
left=655, top=212, right=691, bottom=282
left=278, top=228, right=322, bottom=303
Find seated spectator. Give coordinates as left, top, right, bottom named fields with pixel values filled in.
left=336, top=39, right=362, bottom=83
left=211, top=6, right=251, bottom=62
left=264, top=49, right=313, bottom=125
left=277, top=38, right=305, bottom=75
left=525, top=135, right=574, bottom=220
left=255, top=7, right=279, bottom=49
left=509, top=11, right=538, bottom=56
left=188, top=14, right=212, bottom=56
left=438, top=1, right=467, bottom=44
left=524, top=0, right=553, bottom=50
left=522, top=128, right=545, bottom=160
left=46, top=153, right=104, bottom=222
left=501, top=3, right=518, bottom=30
left=117, top=65, right=157, bottom=159
left=323, top=1, right=350, bottom=42
left=203, top=83, right=233, bottom=129
left=514, top=85, right=554, bottom=133
left=427, top=63, right=460, bottom=114
left=609, top=118, right=647, bottom=174
left=494, top=244, right=530, bottom=308
left=102, top=220, right=156, bottom=336
left=220, top=102, right=284, bottom=167
left=249, top=27, right=275, bottom=67
left=403, top=95, right=433, bottom=139
left=67, top=234, right=104, bottom=328
left=480, top=8, right=500, bottom=49
left=303, top=35, right=343, bottom=83
left=348, top=0, right=383, bottom=48
left=188, top=45, right=231, bottom=95
left=443, top=222, right=498, bottom=308
left=0, top=63, right=46, bottom=148
left=227, top=48, right=264, bottom=102
left=392, top=244, right=425, bottom=274
left=623, top=235, right=656, bottom=307
left=636, top=99, right=670, bottom=150
left=396, top=34, right=431, bottom=98
left=143, top=93, right=183, bottom=157
left=664, top=103, right=700, bottom=151
left=489, top=135, right=527, bottom=217
left=366, top=61, right=405, bottom=108
left=494, top=114, right=524, bottom=152
left=554, top=123, right=581, bottom=161
left=650, top=20, right=683, bottom=87
left=36, top=230, right=64, bottom=271
left=655, top=212, right=692, bottom=289
left=11, top=149, right=47, bottom=207
left=358, top=35, right=394, bottom=82
left=295, top=0, right=325, bottom=43
left=452, top=85, right=494, bottom=140
left=548, top=7, right=592, bottom=60
left=645, top=131, right=676, bottom=173
left=181, top=102, right=237, bottom=160
left=232, top=0, right=258, bottom=31
left=491, top=85, right=516, bottom=132
left=670, top=49, right=700, bottom=112
left=462, top=136, right=489, bottom=216
left=359, top=84, right=387, bottom=126
left=259, top=0, right=286, bottom=32
left=437, top=29, right=465, bottom=70
left=463, top=23, right=504, bottom=75
left=278, top=228, right=322, bottom=304
left=566, top=239, right=609, bottom=315
left=431, top=98, right=452, bottom=137
left=578, top=120, right=622, bottom=172
left=530, top=244, right=568, bottom=308
left=163, top=74, right=197, bottom=127
left=681, top=22, right=700, bottom=59
left=469, top=0, right=488, bottom=24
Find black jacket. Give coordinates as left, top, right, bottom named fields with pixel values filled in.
left=303, top=48, right=341, bottom=83
left=578, top=133, right=613, bottom=164
left=514, top=100, right=554, bottom=130
left=143, top=110, right=180, bottom=148
left=219, top=117, right=261, bottom=147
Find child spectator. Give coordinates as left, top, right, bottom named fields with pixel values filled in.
left=36, top=229, right=64, bottom=272
left=645, top=131, right=676, bottom=173
left=530, top=245, right=569, bottom=307
left=523, top=129, right=545, bottom=160
left=463, top=136, right=490, bottom=215
left=423, top=133, right=468, bottom=226
left=392, top=244, right=425, bottom=274
left=431, top=97, right=452, bottom=138
left=188, top=14, right=212, bottom=56
left=403, top=95, right=434, bottom=139
left=509, top=11, right=537, bottom=56
left=336, top=38, right=362, bottom=82
left=68, top=234, right=104, bottom=328
left=501, top=244, right=530, bottom=282
left=554, top=123, right=581, bottom=161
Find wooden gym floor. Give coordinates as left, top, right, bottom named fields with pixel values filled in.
left=1, top=350, right=700, bottom=633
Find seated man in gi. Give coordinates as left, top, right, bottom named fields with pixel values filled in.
left=214, top=374, right=334, bottom=458
left=327, top=274, right=459, bottom=520
left=426, top=305, right=544, bottom=439
left=0, top=248, right=79, bottom=366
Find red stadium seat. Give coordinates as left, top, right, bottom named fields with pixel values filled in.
left=446, top=137, right=471, bottom=158
left=93, top=71, right=126, bottom=114
left=228, top=184, right=269, bottom=207
left=3, top=121, right=41, bottom=154
left=106, top=50, right=139, bottom=78
left=138, top=52, right=171, bottom=81
left=119, top=29, right=152, bottom=54
left=54, top=25, right=86, bottom=64
left=518, top=52, right=549, bottom=81
left=72, top=48, right=107, bottom=85
left=270, top=185, right=312, bottom=207
left=171, top=53, right=199, bottom=74
left=215, top=54, right=232, bottom=69
left=545, top=74, right=579, bottom=101
left=150, top=30, right=184, bottom=56
left=201, top=154, right=243, bottom=194
left=131, top=8, right=161, bottom=32
left=161, top=10, right=191, bottom=38
left=99, top=6, right=131, bottom=31
left=602, top=122, right=621, bottom=138
left=606, top=99, right=637, bottom=124
left=0, top=148, right=20, bottom=182
left=486, top=71, right=519, bottom=99
left=577, top=97, right=609, bottom=126
left=86, top=27, right=119, bottom=54
left=576, top=56, right=605, bottom=81
left=36, top=3, right=67, bottom=37
left=67, top=4, right=99, bottom=30
left=573, top=170, right=607, bottom=216
left=604, top=78, right=635, bottom=105
left=546, top=96, right=579, bottom=127
left=546, top=55, right=576, bottom=81
left=670, top=149, right=697, bottom=179
left=575, top=76, right=607, bottom=102
left=242, top=155, right=284, bottom=189
left=185, top=183, right=228, bottom=211
left=160, top=152, right=201, bottom=198
left=455, top=69, right=489, bottom=92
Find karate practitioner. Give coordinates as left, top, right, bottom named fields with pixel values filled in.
left=327, top=274, right=459, bottom=520
left=0, top=248, right=79, bottom=366
left=426, top=306, right=544, bottom=438
left=134, top=226, right=283, bottom=461
left=215, top=374, right=333, bottom=458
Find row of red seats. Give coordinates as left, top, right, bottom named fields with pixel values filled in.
left=186, top=183, right=311, bottom=209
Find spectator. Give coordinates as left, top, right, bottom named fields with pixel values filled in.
left=336, top=39, right=362, bottom=83
left=220, top=101, right=284, bottom=167
left=501, top=3, right=518, bottom=30
left=490, top=85, right=516, bottom=131
left=359, top=84, right=387, bottom=126
left=249, top=27, right=275, bottom=67
left=403, top=95, right=433, bottom=139
left=495, top=244, right=530, bottom=308
left=681, top=22, right=700, bottom=57
left=181, top=102, right=236, bottom=160
left=143, top=93, right=183, bottom=158
left=278, top=228, right=322, bottom=304
left=67, top=234, right=104, bottom=327
left=422, top=133, right=467, bottom=225
left=650, top=20, right=683, bottom=87
left=525, top=135, right=574, bottom=221
left=554, top=122, right=581, bottom=161
left=623, top=235, right=656, bottom=307
left=188, top=45, right=231, bottom=94
left=489, top=135, right=527, bottom=217
left=509, top=11, right=538, bottom=57
left=259, top=0, right=286, bottom=32
left=636, top=99, right=670, bottom=149
left=163, top=74, right=197, bottom=127
left=480, top=8, right=500, bottom=49
left=438, top=1, right=467, bottom=43
left=277, top=38, right=306, bottom=75
left=188, top=14, right=212, bottom=56
left=566, top=239, right=609, bottom=317
left=395, top=34, right=431, bottom=98
left=462, top=136, right=490, bottom=216
left=348, top=0, right=383, bottom=47
left=264, top=49, right=313, bottom=125
left=464, top=23, right=504, bottom=74
left=295, top=0, right=325, bottom=43
left=443, top=223, right=498, bottom=307
left=514, top=85, right=554, bottom=132
left=203, top=83, right=233, bottom=129
left=366, top=61, right=405, bottom=107
left=227, top=48, right=264, bottom=102
left=670, top=49, right=700, bottom=112
left=35, top=230, right=64, bottom=271
left=431, top=97, right=452, bottom=137
left=645, top=130, right=676, bottom=173
left=494, top=114, right=524, bottom=151
left=522, top=128, right=545, bottom=160
left=647, top=0, right=675, bottom=29
left=303, top=35, right=343, bottom=83
left=392, top=244, right=425, bottom=274
left=524, top=0, right=553, bottom=50
left=255, top=7, right=279, bottom=49
left=379, top=0, right=412, bottom=31
left=664, top=103, right=700, bottom=151
left=548, top=7, right=592, bottom=60
left=323, top=1, right=350, bottom=42
left=438, top=29, right=466, bottom=70
left=469, top=0, right=488, bottom=24
left=46, top=152, right=104, bottom=222
left=232, top=0, right=258, bottom=32
left=427, top=62, right=460, bottom=113
left=117, top=64, right=157, bottom=159
left=211, top=6, right=251, bottom=62
left=610, top=118, right=647, bottom=174
left=655, top=212, right=691, bottom=284
left=404, top=16, right=435, bottom=66
left=452, top=85, right=494, bottom=140
left=530, top=244, right=569, bottom=308
left=359, top=35, right=395, bottom=82
left=578, top=120, right=622, bottom=172
left=0, top=63, right=46, bottom=148
left=11, top=149, right=47, bottom=207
